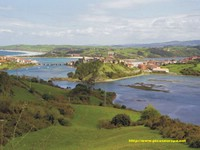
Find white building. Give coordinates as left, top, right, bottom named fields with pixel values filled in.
left=152, top=67, right=169, bottom=73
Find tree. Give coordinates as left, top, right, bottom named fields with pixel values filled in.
left=67, top=72, right=74, bottom=78
left=74, top=60, right=102, bottom=81
left=74, top=61, right=101, bottom=89
left=140, top=105, right=161, bottom=120
left=111, top=114, right=131, bottom=126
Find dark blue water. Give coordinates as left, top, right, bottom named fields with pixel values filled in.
left=0, top=50, right=26, bottom=56
left=5, top=57, right=200, bottom=125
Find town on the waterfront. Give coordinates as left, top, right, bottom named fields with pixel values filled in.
left=66, top=52, right=200, bottom=75
left=0, top=55, right=38, bottom=70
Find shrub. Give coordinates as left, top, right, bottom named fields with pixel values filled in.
left=31, top=77, right=39, bottom=83
left=67, top=72, right=74, bottom=78
left=113, top=104, right=121, bottom=109
left=141, top=105, right=161, bottom=120
left=46, top=114, right=55, bottom=124
left=111, top=114, right=131, bottom=127
left=0, top=100, right=12, bottom=114
left=97, top=119, right=115, bottom=129
left=69, top=84, right=90, bottom=95
left=99, top=102, right=103, bottom=106
left=189, top=138, right=200, bottom=148
left=58, top=118, right=71, bottom=126
left=42, top=93, right=55, bottom=101
left=121, top=105, right=126, bottom=109
left=29, top=87, right=35, bottom=94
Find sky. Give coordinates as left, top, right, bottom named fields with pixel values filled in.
left=0, top=0, right=200, bottom=45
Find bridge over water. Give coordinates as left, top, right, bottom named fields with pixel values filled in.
left=38, top=63, right=66, bottom=66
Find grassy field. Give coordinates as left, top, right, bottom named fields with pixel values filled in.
left=12, top=86, right=42, bottom=101
left=23, top=81, right=69, bottom=97
left=193, top=64, right=200, bottom=71
left=163, top=64, right=194, bottom=74
left=164, top=62, right=200, bottom=75
left=0, top=63, right=34, bottom=70
left=4, top=105, right=195, bottom=150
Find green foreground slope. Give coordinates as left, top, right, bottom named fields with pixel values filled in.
left=4, top=105, right=195, bottom=150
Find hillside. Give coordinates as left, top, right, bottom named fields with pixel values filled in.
left=1, top=72, right=200, bottom=149
left=71, top=61, right=141, bottom=82
left=4, top=105, right=195, bottom=150
left=163, top=59, right=200, bottom=76
left=1, top=42, right=200, bottom=59
left=115, top=40, right=200, bottom=48
left=0, top=72, right=115, bottom=146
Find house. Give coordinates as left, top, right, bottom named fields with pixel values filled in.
left=0, top=60, right=7, bottom=63
left=108, top=51, right=115, bottom=57
left=152, top=67, right=169, bottom=73
left=138, top=64, right=147, bottom=70
left=70, top=54, right=81, bottom=57
left=103, top=57, right=115, bottom=63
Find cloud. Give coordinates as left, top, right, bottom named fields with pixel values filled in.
left=75, top=13, right=200, bottom=44
left=0, top=11, right=200, bottom=45
left=0, top=29, right=13, bottom=33
left=100, top=0, right=166, bottom=9
left=80, top=15, right=113, bottom=23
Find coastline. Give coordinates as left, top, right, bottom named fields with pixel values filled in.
left=51, top=73, right=146, bottom=83
left=0, top=49, right=45, bottom=56
left=96, top=73, right=146, bottom=83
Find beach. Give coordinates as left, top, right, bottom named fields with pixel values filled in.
left=0, top=49, right=45, bottom=56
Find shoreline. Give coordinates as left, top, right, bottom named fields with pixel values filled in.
left=51, top=73, right=147, bottom=83
left=0, top=49, right=45, bottom=56
left=51, top=72, right=200, bottom=83
left=96, top=73, right=146, bottom=83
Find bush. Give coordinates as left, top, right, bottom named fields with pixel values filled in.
left=67, top=72, right=74, bottom=78
left=29, top=87, right=35, bottom=94
left=31, top=77, right=39, bottom=83
left=69, top=84, right=90, bottom=95
left=113, top=104, right=121, bottom=109
left=99, top=102, right=103, bottom=106
left=97, top=119, right=116, bottom=129
left=141, top=105, right=161, bottom=120
left=189, top=138, right=200, bottom=148
left=42, top=93, right=55, bottom=101
left=121, top=105, right=126, bottom=109
left=0, top=100, right=12, bottom=114
left=58, top=118, right=71, bottom=126
left=111, top=114, right=131, bottom=127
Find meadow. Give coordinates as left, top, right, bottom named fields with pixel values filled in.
left=4, top=105, right=195, bottom=150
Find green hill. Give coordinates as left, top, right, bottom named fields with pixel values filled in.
left=72, top=61, right=141, bottom=82
left=1, top=72, right=199, bottom=149
left=164, top=60, right=200, bottom=76
left=4, top=105, right=195, bottom=150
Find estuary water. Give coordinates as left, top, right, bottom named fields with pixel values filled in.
left=3, top=51, right=200, bottom=125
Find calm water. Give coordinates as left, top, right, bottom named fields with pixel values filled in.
left=0, top=50, right=26, bottom=56
left=56, top=75, right=200, bottom=125
left=5, top=53, right=200, bottom=125
left=7, top=57, right=77, bottom=80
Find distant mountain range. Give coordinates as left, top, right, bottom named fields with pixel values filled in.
left=113, top=40, right=200, bottom=48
